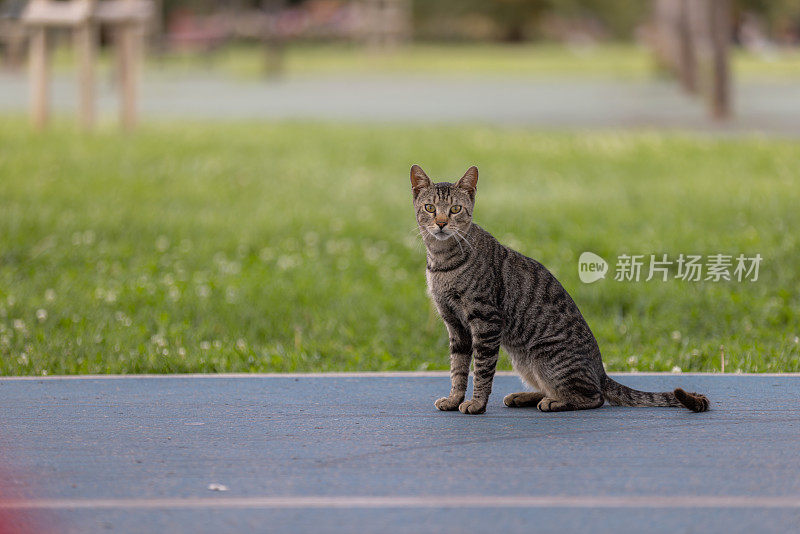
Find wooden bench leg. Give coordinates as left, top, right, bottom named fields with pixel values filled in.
left=117, top=22, right=142, bottom=131
left=75, top=22, right=97, bottom=129
left=29, top=26, right=49, bottom=130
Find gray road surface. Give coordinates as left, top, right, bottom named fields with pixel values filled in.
left=1, top=373, right=799, bottom=533
left=1, top=72, right=799, bottom=134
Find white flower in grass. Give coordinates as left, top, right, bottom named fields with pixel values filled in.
left=236, top=339, right=247, bottom=351
left=276, top=255, right=299, bottom=271
left=364, top=245, right=382, bottom=263
left=169, top=287, right=180, bottom=301
left=200, top=341, right=211, bottom=350
left=178, top=347, right=187, bottom=357
left=378, top=266, right=392, bottom=280
left=214, top=255, right=241, bottom=275
left=95, top=287, right=118, bottom=302
left=45, top=289, right=56, bottom=302
left=671, top=330, right=682, bottom=342
left=114, top=311, right=132, bottom=327
left=671, top=366, right=682, bottom=373
left=36, top=309, right=48, bottom=322
left=225, top=287, right=238, bottom=303
left=156, top=235, right=170, bottom=252
left=259, top=247, right=274, bottom=262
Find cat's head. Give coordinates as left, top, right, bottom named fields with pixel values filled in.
left=410, top=165, right=478, bottom=241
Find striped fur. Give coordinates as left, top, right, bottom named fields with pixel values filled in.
left=410, top=165, right=710, bottom=415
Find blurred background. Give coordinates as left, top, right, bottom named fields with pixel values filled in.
left=2, top=0, right=799, bottom=128
left=0, top=0, right=798, bottom=376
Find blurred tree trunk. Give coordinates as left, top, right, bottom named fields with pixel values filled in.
left=709, top=0, right=731, bottom=119
left=261, top=0, right=285, bottom=78
left=491, top=0, right=546, bottom=42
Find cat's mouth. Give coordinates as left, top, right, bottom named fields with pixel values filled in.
left=430, top=228, right=452, bottom=240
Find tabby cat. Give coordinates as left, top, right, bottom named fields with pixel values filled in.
left=410, top=164, right=709, bottom=415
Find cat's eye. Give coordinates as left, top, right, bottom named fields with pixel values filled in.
left=424, top=204, right=436, bottom=213
left=450, top=205, right=462, bottom=214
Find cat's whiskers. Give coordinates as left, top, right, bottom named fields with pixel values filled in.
left=404, top=224, right=427, bottom=252
left=450, top=230, right=465, bottom=255
left=417, top=223, right=473, bottom=256
left=451, top=228, right=474, bottom=253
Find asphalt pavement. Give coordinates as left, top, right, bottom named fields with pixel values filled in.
left=1, top=373, right=799, bottom=533
left=2, top=72, right=799, bottom=135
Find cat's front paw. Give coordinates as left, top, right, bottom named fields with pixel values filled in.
left=435, top=396, right=463, bottom=411
left=458, top=399, right=486, bottom=415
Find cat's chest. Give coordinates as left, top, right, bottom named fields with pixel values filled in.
left=426, top=270, right=469, bottom=303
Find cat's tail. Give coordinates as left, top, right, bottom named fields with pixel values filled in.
left=601, top=375, right=709, bottom=412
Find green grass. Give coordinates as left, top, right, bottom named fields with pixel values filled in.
left=158, top=43, right=654, bottom=79
left=1, top=119, right=799, bottom=375
left=54, top=42, right=800, bottom=80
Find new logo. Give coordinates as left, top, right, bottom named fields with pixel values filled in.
left=578, top=252, right=608, bottom=283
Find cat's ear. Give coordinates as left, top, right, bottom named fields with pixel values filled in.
left=456, top=166, right=478, bottom=201
left=410, top=164, right=431, bottom=199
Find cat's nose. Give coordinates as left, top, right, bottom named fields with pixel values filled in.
left=436, top=220, right=447, bottom=229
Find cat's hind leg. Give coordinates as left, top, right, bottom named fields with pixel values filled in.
left=536, top=395, right=604, bottom=412
left=503, top=391, right=545, bottom=407
left=504, top=358, right=548, bottom=407
left=534, top=352, right=605, bottom=412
